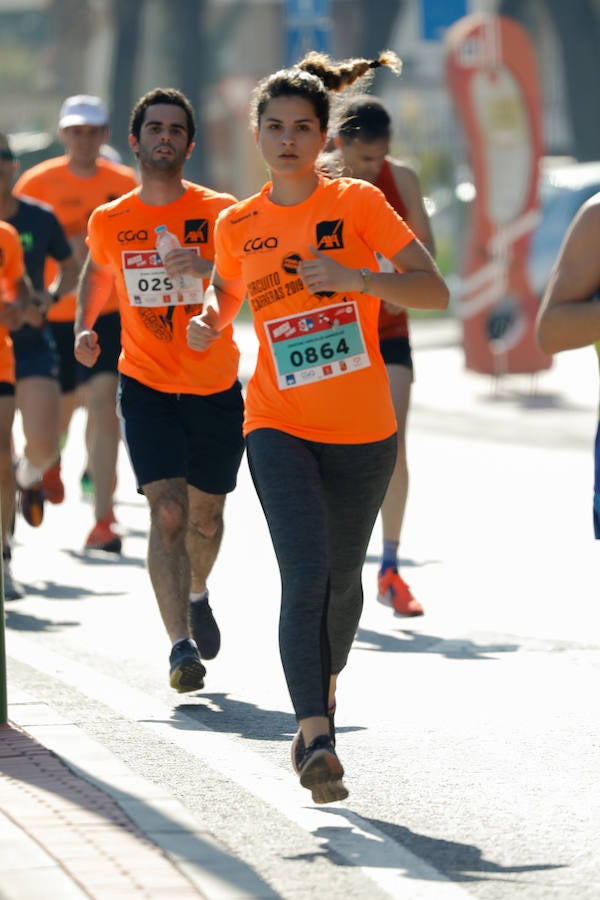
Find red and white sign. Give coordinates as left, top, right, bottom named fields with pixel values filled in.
left=446, top=14, right=552, bottom=374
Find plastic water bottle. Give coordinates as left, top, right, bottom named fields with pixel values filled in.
left=155, top=225, right=195, bottom=291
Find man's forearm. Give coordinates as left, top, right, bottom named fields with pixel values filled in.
left=74, top=256, right=114, bottom=333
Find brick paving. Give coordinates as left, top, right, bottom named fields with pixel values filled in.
left=0, top=722, right=205, bottom=899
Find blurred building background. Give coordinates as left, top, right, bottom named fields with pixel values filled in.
left=1, top=0, right=599, bottom=282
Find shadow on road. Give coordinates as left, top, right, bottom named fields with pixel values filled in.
left=287, top=808, right=565, bottom=884
left=172, top=693, right=364, bottom=744
left=355, top=626, right=520, bottom=660
left=4, top=609, right=79, bottom=632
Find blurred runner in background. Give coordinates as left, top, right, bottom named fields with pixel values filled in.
left=334, top=94, right=435, bottom=617
left=14, top=95, right=138, bottom=552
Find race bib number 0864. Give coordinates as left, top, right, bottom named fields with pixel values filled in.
left=265, top=301, right=370, bottom=390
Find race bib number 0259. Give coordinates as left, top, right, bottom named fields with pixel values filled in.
left=265, top=301, right=370, bottom=390
left=122, top=249, right=203, bottom=306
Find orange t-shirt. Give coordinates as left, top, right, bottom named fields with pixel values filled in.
left=14, top=155, right=138, bottom=321
left=87, top=182, right=239, bottom=395
left=0, top=220, right=25, bottom=384
left=375, top=158, right=410, bottom=341
left=215, top=175, right=415, bottom=443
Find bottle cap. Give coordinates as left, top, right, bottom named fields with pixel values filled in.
left=155, top=225, right=167, bottom=234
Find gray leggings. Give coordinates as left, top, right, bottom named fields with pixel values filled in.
left=246, top=428, right=396, bottom=721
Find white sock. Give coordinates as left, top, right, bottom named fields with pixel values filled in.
left=190, top=590, right=208, bottom=604
left=15, top=456, right=43, bottom=489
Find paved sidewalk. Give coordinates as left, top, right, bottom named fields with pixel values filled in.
left=2, top=691, right=265, bottom=899
left=0, top=721, right=205, bottom=899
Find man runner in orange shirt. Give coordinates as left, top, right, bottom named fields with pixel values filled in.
left=14, top=95, right=137, bottom=551
left=74, top=88, right=244, bottom=693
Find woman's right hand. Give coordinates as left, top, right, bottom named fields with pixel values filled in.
left=187, top=311, right=221, bottom=352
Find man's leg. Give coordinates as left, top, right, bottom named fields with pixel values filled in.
left=143, top=476, right=206, bottom=693
left=0, top=393, right=16, bottom=546
left=143, top=477, right=191, bottom=642
left=16, top=376, right=61, bottom=474
left=186, top=486, right=226, bottom=594
left=86, top=371, right=119, bottom=523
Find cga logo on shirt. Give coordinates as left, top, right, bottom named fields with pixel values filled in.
left=184, top=219, right=208, bottom=243
left=316, top=220, right=344, bottom=251
left=118, top=229, right=149, bottom=242
left=243, top=235, right=278, bottom=253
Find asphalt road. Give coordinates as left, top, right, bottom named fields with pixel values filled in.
left=5, top=318, right=599, bottom=900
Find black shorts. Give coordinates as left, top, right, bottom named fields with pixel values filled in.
left=380, top=336, right=413, bottom=370
left=12, top=324, right=60, bottom=382
left=117, top=374, right=245, bottom=494
left=50, top=311, right=121, bottom=394
left=0, top=382, right=15, bottom=397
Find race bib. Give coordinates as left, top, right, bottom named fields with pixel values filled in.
left=265, top=301, right=370, bottom=390
left=122, top=249, right=204, bottom=306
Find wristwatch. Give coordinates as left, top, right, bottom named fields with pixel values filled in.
left=359, top=267, right=372, bottom=293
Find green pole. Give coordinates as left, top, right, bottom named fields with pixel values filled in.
left=0, top=505, right=6, bottom=723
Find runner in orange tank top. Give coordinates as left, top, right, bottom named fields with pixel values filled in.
left=335, top=94, right=436, bottom=617
left=14, top=95, right=138, bottom=549
left=75, top=88, right=244, bottom=696
left=0, top=220, right=32, bottom=598
left=187, top=53, right=448, bottom=803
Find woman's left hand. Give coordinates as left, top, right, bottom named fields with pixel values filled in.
left=298, top=246, right=361, bottom=295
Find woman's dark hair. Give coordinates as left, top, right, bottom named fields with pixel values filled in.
left=129, top=88, right=196, bottom=145
left=336, top=94, right=392, bottom=143
left=250, top=50, right=402, bottom=133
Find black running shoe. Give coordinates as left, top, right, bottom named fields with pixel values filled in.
left=169, top=638, right=206, bottom=693
left=190, top=595, right=221, bottom=660
left=298, top=734, right=348, bottom=805
left=291, top=702, right=336, bottom=774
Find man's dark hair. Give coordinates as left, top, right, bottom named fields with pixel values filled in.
left=129, top=88, right=196, bottom=145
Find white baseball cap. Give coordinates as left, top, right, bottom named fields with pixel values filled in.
left=59, top=95, right=109, bottom=129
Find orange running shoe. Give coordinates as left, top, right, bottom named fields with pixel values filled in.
left=42, top=463, right=65, bottom=504
left=377, top=569, right=424, bottom=616
left=84, top=516, right=122, bottom=554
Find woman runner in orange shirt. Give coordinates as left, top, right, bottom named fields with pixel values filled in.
left=187, top=51, right=448, bottom=804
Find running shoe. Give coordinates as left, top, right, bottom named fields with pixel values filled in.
left=291, top=700, right=336, bottom=775
left=3, top=557, right=24, bottom=601
left=190, top=594, right=221, bottom=660
left=298, top=734, right=349, bottom=804
left=18, top=482, right=44, bottom=527
left=377, top=569, right=424, bottom=616
left=42, top=463, right=65, bottom=504
left=169, top=638, right=206, bottom=693
left=84, top=516, right=122, bottom=554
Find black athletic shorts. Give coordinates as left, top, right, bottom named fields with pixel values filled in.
left=380, top=335, right=413, bottom=370
left=50, top=311, right=121, bottom=393
left=117, top=373, right=245, bottom=495
left=12, top=324, right=60, bottom=382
